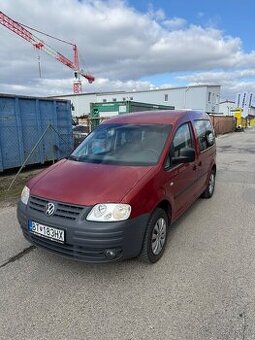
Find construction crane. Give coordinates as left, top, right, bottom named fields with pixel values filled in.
left=0, top=11, right=95, bottom=93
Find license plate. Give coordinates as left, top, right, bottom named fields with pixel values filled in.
left=28, top=221, right=65, bottom=243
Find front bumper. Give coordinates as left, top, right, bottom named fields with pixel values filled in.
left=17, top=199, right=149, bottom=263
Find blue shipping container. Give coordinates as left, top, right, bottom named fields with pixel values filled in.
left=0, top=94, right=74, bottom=172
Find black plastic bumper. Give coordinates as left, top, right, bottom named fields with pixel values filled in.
left=17, top=200, right=149, bottom=263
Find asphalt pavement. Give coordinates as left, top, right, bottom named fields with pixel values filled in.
left=0, top=128, right=255, bottom=340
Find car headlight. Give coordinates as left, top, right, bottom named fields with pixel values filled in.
left=87, top=203, right=131, bottom=222
left=21, top=186, right=30, bottom=205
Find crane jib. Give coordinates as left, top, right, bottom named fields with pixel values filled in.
left=0, top=10, right=95, bottom=93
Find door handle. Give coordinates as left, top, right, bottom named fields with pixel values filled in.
left=198, top=161, right=202, bottom=166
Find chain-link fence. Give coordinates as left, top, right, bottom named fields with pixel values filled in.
left=0, top=124, right=73, bottom=171
left=0, top=124, right=74, bottom=190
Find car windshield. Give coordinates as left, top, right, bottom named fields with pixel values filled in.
left=69, top=123, right=171, bottom=166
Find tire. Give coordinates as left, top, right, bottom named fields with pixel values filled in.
left=139, top=208, right=169, bottom=263
left=201, top=169, right=216, bottom=199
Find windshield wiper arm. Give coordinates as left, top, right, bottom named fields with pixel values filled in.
left=66, top=155, right=80, bottom=161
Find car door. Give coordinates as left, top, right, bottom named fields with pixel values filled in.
left=193, top=119, right=216, bottom=194
left=163, top=122, right=197, bottom=219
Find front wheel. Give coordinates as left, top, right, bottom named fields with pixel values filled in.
left=139, top=208, right=169, bottom=263
left=201, top=169, right=216, bottom=198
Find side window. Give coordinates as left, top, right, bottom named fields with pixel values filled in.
left=164, top=123, right=193, bottom=169
left=171, top=123, right=193, bottom=157
left=194, top=120, right=215, bottom=152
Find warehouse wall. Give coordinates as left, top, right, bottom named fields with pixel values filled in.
left=53, top=84, right=221, bottom=117
left=96, top=85, right=220, bottom=114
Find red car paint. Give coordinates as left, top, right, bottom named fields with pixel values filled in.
left=29, top=159, right=154, bottom=207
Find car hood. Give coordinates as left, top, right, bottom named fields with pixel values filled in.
left=28, top=159, right=154, bottom=206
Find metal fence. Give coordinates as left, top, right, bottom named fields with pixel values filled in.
left=2, top=124, right=74, bottom=191
left=210, top=116, right=236, bottom=135
left=0, top=124, right=74, bottom=173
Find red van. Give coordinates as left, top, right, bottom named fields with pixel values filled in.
left=17, top=110, right=216, bottom=263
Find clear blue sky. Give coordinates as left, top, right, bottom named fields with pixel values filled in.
left=129, top=0, right=255, bottom=51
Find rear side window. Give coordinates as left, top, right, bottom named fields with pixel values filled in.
left=194, top=120, right=215, bottom=151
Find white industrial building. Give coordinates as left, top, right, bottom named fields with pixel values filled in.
left=53, top=84, right=221, bottom=117
left=219, top=99, right=255, bottom=116
left=219, top=100, right=236, bottom=115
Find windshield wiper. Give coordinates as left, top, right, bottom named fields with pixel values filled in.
left=66, top=155, right=80, bottom=161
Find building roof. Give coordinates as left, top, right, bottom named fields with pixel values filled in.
left=50, top=84, right=221, bottom=98
left=219, top=100, right=235, bottom=104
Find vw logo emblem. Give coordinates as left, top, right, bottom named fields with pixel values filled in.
left=45, top=202, right=55, bottom=216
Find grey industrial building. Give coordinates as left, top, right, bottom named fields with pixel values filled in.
left=54, top=84, right=221, bottom=117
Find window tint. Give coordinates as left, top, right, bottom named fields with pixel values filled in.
left=171, top=123, right=193, bottom=158
left=71, top=123, right=171, bottom=166
left=194, top=120, right=215, bottom=151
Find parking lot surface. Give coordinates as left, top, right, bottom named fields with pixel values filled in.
left=0, top=128, right=255, bottom=340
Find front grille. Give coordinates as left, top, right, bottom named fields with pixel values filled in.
left=23, top=230, right=122, bottom=262
left=29, top=195, right=84, bottom=220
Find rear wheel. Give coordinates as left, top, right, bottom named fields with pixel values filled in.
left=139, top=208, right=169, bottom=263
left=201, top=169, right=216, bottom=198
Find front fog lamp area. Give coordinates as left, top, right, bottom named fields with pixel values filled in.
left=87, top=204, right=131, bottom=222
left=21, top=185, right=30, bottom=205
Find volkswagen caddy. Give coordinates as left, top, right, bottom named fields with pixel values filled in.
left=17, top=110, right=216, bottom=263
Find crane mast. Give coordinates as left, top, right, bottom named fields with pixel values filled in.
left=0, top=11, right=95, bottom=93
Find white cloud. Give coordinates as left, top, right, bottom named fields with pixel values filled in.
left=0, top=0, right=254, bottom=99
left=0, top=76, right=156, bottom=97
left=177, top=69, right=255, bottom=99
left=177, top=69, right=255, bottom=83
left=147, top=3, right=166, bottom=21
left=162, top=17, right=187, bottom=30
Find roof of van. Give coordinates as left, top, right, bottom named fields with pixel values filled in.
left=103, top=110, right=209, bottom=125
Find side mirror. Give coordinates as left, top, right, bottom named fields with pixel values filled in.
left=205, top=130, right=215, bottom=146
left=172, top=147, right=195, bottom=165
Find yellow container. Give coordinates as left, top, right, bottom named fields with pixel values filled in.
left=249, top=118, right=255, bottom=127
left=233, top=109, right=242, bottom=127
